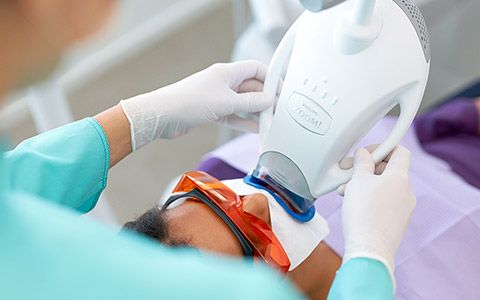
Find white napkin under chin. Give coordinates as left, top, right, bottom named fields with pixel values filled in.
left=222, top=179, right=329, bottom=271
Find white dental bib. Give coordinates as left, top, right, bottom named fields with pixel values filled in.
left=223, top=179, right=329, bottom=271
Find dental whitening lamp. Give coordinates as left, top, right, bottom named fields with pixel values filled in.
left=247, top=0, right=430, bottom=218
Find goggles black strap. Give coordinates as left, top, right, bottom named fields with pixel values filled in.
left=162, top=189, right=254, bottom=258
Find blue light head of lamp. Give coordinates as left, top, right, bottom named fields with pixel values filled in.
left=244, top=171, right=316, bottom=223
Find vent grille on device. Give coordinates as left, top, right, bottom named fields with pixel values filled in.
left=394, top=0, right=431, bottom=62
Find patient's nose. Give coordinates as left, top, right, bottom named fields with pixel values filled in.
left=241, top=193, right=271, bottom=226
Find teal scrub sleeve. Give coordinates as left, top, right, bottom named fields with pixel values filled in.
left=0, top=191, right=304, bottom=300
left=327, top=258, right=394, bottom=300
left=3, top=118, right=109, bottom=213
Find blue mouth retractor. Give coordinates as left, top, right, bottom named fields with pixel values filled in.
left=243, top=175, right=316, bottom=222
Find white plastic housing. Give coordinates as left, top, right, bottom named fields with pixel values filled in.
left=258, top=0, right=430, bottom=202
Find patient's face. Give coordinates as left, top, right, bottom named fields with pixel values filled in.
left=165, top=193, right=270, bottom=257
left=162, top=193, right=341, bottom=300
left=123, top=183, right=340, bottom=299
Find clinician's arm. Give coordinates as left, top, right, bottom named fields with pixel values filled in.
left=96, top=60, right=274, bottom=167
left=328, top=147, right=416, bottom=299
left=119, top=60, right=272, bottom=150
left=328, top=258, right=393, bottom=300
left=3, top=61, right=271, bottom=212
left=96, top=60, right=273, bottom=167
left=94, top=104, right=132, bottom=167
left=3, top=118, right=111, bottom=213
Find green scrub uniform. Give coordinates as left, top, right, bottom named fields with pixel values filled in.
left=0, top=118, right=393, bottom=299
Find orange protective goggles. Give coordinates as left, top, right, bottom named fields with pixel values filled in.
left=162, top=171, right=291, bottom=272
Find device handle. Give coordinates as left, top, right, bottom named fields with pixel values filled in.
left=370, top=85, right=422, bottom=162
left=259, top=18, right=300, bottom=144
left=321, top=83, right=424, bottom=193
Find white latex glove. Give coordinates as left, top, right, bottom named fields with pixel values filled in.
left=120, top=60, right=272, bottom=150
left=341, top=146, right=416, bottom=285
left=336, top=144, right=390, bottom=196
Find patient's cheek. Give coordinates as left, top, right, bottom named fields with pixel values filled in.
left=241, top=194, right=271, bottom=226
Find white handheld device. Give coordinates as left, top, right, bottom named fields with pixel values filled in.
left=250, top=0, right=430, bottom=215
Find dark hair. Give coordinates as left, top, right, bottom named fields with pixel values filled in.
left=122, top=207, right=189, bottom=247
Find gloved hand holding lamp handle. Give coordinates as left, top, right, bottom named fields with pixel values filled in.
left=97, top=60, right=272, bottom=166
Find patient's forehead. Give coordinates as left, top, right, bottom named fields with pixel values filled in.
left=166, top=200, right=245, bottom=257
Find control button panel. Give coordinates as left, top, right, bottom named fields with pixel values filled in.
left=287, top=92, right=332, bottom=135
left=302, top=76, right=340, bottom=106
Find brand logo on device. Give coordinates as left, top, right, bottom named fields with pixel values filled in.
left=287, top=93, right=332, bottom=135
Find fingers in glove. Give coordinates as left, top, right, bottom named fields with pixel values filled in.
left=225, top=60, right=268, bottom=87
left=383, top=146, right=411, bottom=176
left=236, top=79, right=264, bottom=93
left=231, top=91, right=274, bottom=113
left=364, top=144, right=380, bottom=153
left=339, top=144, right=379, bottom=170
left=340, top=144, right=393, bottom=175
left=364, top=144, right=397, bottom=175
left=339, top=156, right=354, bottom=170
left=353, top=148, right=375, bottom=176
left=341, top=156, right=388, bottom=175
left=375, top=161, right=388, bottom=175
left=220, top=114, right=259, bottom=133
